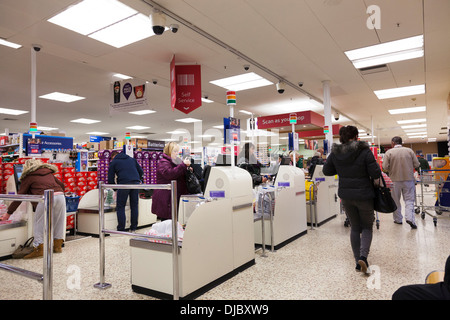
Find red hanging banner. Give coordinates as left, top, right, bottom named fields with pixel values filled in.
left=170, top=58, right=202, bottom=114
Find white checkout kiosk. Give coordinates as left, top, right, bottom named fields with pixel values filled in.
left=76, top=188, right=156, bottom=235
left=254, top=164, right=308, bottom=250
left=306, top=164, right=340, bottom=226
left=129, top=165, right=255, bottom=299
left=0, top=165, right=32, bottom=259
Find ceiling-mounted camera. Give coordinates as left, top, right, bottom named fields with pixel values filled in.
left=244, top=64, right=250, bottom=71
left=150, top=9, right=166, bottom=35
left=298, top=82, right=304, bottom=87
left=152, top=79, right=158, bottom=85
left=170, top=24, right=179, bottom=33
left=334, top=112, right=340, bottom=120
left=32, top=44, right=42, bottom=52
left=276, top=81, right=285, bottom=94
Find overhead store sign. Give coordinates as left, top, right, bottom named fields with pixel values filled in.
left=170, top=55, right=202, bottom=114
left=256, top=111, right=324, bottom=130
left=110, top=79, right=148, bottom=115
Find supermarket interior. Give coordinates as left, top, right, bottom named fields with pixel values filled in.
left=0, top=0, right=449, bottom=304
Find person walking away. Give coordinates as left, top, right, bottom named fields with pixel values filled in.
left=323, top=126, right=381, bottom=273
left=1, top=159, right=66, bottom=258
left=382, top=136, right=420, bottom=229
left=151, top=142, right=190, bottom=221
left=108, top=150, right=144, bottom=232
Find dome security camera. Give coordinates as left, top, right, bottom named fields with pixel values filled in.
left=298, top=82, right=304, bottom=87
left=170, top=24, right=179, bottom=33
left=150, top=9, right=166, bottom=35
left=334, top=112, right=340, bottom=120
left=32, top=44, right=42, bottom=52
left=244, top=64, right=250, bottom=71
left=152, top=79, right=158, bottom=85
left=276, top=81, right=285, bottom=94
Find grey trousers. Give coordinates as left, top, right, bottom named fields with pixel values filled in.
left=33, top=194, right=66, bottom=246
left=342, top=198, right=375, bottom=262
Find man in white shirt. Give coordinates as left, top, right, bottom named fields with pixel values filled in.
left=382, top=136, right=420, bottom=229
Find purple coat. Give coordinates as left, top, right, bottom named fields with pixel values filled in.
left=151, top=153, right=188, bottom=219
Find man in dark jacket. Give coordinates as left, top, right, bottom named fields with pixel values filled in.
left=323, top=126, right=381, bottom=273
left=108, top=150, right=144, bottom=231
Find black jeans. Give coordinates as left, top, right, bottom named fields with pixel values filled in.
left=116, top=188, right=139, bottom=231
left=342, top=198, right=375, bottom=262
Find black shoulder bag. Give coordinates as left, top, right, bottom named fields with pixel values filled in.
left=373, top=175, right=397, bottom=213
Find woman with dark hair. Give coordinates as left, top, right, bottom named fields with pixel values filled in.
left=237, top=142, right=267, bottom=187
left=323, top=125, right=381, bottom=273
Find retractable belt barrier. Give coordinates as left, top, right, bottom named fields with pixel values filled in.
left=94, top=181, right=180, bottom=300
left=0, top=190, right=54, bottom=300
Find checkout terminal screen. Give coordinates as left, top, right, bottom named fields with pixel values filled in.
left=14, top=164, right=23, bottom=192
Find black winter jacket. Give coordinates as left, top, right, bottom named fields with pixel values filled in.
left=323, top=140, right=381, bottom=200
left=108, top=152, right=144, bottom=184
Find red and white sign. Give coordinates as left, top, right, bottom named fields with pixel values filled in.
left=257, top=111, right=324, bottom=130
left=170, top=56, right=202, bottom=114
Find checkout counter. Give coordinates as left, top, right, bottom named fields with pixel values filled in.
left=129, top=166, right=255, bottom=299
left=306, top=164, right=340, bottom=226
left=254, top=165, right=308, bottom=250
left=77, top=189, right=156, bottom=235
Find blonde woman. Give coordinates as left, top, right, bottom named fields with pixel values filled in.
left=151, top=142, right=190, bottom=220
left=1, top=159, right=66, bottom=258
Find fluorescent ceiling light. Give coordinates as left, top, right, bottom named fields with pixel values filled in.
left=70, top=118, right=100, bottom=124
left=161, top=138, right=177, bottom=142
left=126, top=125, right=150, bottom=130
left=48, top=0, right=137, bottom=36
left=114, top=73, right=132, bottom=80
left=401, top=124, right=427, bottom=129
left=239, top=110, right=253, bottom=115
left=175, top=118, right=201, bottom=123
left=428, top=138, right=437, bottom=142
left=167, top=130, right=187, bottom=134
left=408, top=135, right=427, bottom=138
left=210, top=72, right=273, bottom=91
left=359, top=135, right=377, bottom=139
left=0, top=39, right=22, bottom=49
left=39, top=92, right=85, bottom=103
left=345, top=35, right=424, bottom=68
left=89, top=13, right=160, bottom=48
left=212, top=125, right=223, bottom=129
left=406, top=131, right=427, bottom=136
left=201, top=98, right=214, bottom=103
left=129, top=110, right=156, bottom=115
left=397, top=118, right=426, bottom=124
left=86, top=131, right=109, bottom=135
left=0, top=107, right=28, bottom=115
left=404, top=128, right=427, bottom=133
left=388, top=106, right=426, bottom=114
left=374, top=85, right=425, bottom=100
left=37, top=126, right=58, bottom=131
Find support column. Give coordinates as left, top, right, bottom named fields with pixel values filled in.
left=322, top=80, right=333, bottom=154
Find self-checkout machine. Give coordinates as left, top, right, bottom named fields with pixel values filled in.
left=129, top=158, right=255, bottom=299
left=0, top=165, right=32, bottom=258
left=306, top=164, right=339, bottom=226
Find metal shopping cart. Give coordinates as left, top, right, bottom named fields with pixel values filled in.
left=417, top=169, right=450, bottom=226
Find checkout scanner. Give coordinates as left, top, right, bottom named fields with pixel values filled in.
left=306, top=164, right=339, bottom=226
left=130, top=164, right=255, bottom=299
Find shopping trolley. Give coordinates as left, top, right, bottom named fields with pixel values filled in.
left=417, top=169, right=450, bottom=226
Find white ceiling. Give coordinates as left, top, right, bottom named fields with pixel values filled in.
left=0, top=0, right=449, bottom=147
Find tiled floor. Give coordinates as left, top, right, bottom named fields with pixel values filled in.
left=1, top=186, right=449, bottom=300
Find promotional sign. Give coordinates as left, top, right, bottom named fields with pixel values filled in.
left=23, top=134, right=73, bottom=152
left=288, top=132, right=299, bottom=151
left=170, top=56, right=202, bottom=114
left=256, top=111, right=324, bottom=130
left=110, top=79, right=148, bottom=114
left=27, top=138, right=41, bottom=156
left=223, top=117, right=241, bottom=144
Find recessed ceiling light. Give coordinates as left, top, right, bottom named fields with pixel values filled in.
left=239, top=110, right=253, bottom=115
left=406, top=131, right=427, bottom=136
left=212, top=125, right=224, bottom=129
left=86, top=131, right=109, bottom=135
left=359, top=135, right=377, bottom=139
left=0, top=38, right=22, bottom=49
left=89, top=13, right=162, bottom=48
left=397, top=118, right=426, bottom=124
left=47, top=0, right=137, bottom=36
left=0, top=107, right=28, bottom=115
left=388, top=106, right=426, bottom=114
left=126, top=125, right=150, bottom=130
left=401, top=124, right=427, bottom=129
left=37, top=126, right=58, bottom=131
left=374, top=85, right=425, bottom=100
left=175, top=118, right=202, bottom=123
left=210, top=72, right=273, bottom=91
left=428, top=138, right=437, bottom=142
left=70, top=118, right=100, bottom=124
left=129, top=110, right=156, bottom=115
left=404, top=128, right=427, bottom=133
left=345, top=35, right=424, bottom=68
left=167, top=130, right=187, bottom=134
left=39, top=92, right=85, bottom=103
left=114, top=73, right=133, bottom=80
left=408, top=135, right=427, bottom=138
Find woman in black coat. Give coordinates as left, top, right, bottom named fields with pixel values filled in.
left=323, top=125, right=381, bottom=273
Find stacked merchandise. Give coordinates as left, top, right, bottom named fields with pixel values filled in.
left=97, top=149, right=112, bottom=184
left=62, top=167, right=76, bottom=193
left=149, top=152, right=162, bottom=184
left=87, top=171, right=98, bottom=191
left=0, top=157, right=3, bottom=194
left=75, top=172, right=88, bottom=197
left=142, top=151, right=150, bottom=184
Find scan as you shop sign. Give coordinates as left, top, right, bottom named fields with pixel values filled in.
left=110, top=79, right=148, bottom=115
